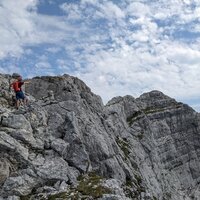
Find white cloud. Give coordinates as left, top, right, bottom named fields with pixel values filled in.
left=0, top=0, right=37, bottom=58
left=0, top=0, right=74, bottom=59
left=46, top=47, right=61, bottom=53
left=1, top=0, right=200, bottom=110
left=35, top=61, right=51, bottom=69
left=127, top=2, right=151, bottom=17
left=60, top=3, right=82, bottom=20
left=97, top=1, right=125, bottom=20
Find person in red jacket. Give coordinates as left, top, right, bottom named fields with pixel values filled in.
left=10, top=76, right=29, bottom=109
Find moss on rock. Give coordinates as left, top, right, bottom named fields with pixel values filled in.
left=47, top=172, right=112, bottom=200
left=116, top=137, right=131, bottom=158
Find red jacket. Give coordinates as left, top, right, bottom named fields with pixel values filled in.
left=11, top=81, right=24, bottom=92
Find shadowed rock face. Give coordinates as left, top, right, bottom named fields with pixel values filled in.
left=0, top=73, right=200, bottom=200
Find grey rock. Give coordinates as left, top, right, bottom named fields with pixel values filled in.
left=7, top=196, right=20, bottom=200
left=99, top=195, right=131, bottom=200
left=0, top=131, right=29, bottom=161
left=54, top=181, right=68, bottom=191
left=36, top=186, right=56, bottom=194
left=0, top=74, right=200, bottom=200
left=63, top=139, right=90, bottom=173
left=1, top=114, right=32, bottom=132
left=0, top=128, right=41, bottom=150
left=50, top=138, right=69, bottom=157
left=36, top=155, right=69, bottom=182
left=102, top=179, right=127, bottom=198
left=0, top=158, right=10, bottom=185
left=2, top=172, right=38, bottom=196
left=24, top=103, right=48, bottom=129
left=59, top=181, right=68, bottom=191
left=66, top=166, right=80, bottom=185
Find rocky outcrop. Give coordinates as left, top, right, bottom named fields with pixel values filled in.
left=0, top=73, right=199, bottom=199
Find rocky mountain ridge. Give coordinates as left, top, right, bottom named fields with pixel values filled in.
left=0, top=73, right=200, bottom=200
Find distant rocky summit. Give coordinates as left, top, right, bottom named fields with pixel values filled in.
left=0, top=73, right=200, bottom=200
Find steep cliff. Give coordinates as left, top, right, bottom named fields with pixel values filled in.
left=0, top=74, right=200, bottom=200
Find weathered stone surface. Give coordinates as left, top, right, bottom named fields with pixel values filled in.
left=50, top=138, right=69, bottom=156
left=0, top=131, right=29, bottom=161
left=1, top=114, right=32, bottom=132
left=0, top=74, right=199, bottom=199
left=105, top=90, right=200, bottom=199
left=0, top=158, right=10, bottom=185
left=7, top=196, right=20, bottom=200
left=36, top=155, right=69, bottom=182
left=2, top=171, right=38, bottom=196
left=101, top=179, right=128, bottom=198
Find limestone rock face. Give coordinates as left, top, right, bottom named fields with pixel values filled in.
left=0, top=158, right=10, bottom=185
left=0, top=73, right=200, bottom=200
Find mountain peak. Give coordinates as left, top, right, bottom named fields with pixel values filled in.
left=0, top=74, right=199, bottom=200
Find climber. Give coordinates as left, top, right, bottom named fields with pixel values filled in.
left=10, top=75, right=30, bottom=109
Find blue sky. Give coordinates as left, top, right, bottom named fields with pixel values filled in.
left=1, top=0, right=200, bottom=110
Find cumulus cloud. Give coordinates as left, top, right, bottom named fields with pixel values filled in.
left=0, top=0, right=73, bottom=59
left=0, top=0, right=200, bottom=110
left=59, top=0, right=200, bottom=105
left=0, top=0, right=37, bottom=58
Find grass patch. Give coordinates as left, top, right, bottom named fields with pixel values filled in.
left=163, top=192, right=172, bottom=200
left=20, top=195, right=32, bottom=200
left=21, top=172, right=112, bottom=200
left=48, top=192, right=69, bottom=200
left=116, top=137, right=131, bottom=158
left=48, top=191, right=81, bottom=200
left=142, top=107, right=165, bottom=114
left=127, top=111, right=142, bottom=126
left=133, top=174, right=145, bottom=196
left=123, top=175, right=145, bottom=199
left=127, top=102, right=184, bottom=126
left=76, top=172, right=112, bottom=198
left=47, top=172, right=112, bottom=200
left=126, top=108, right=165, bottom=126
left=135, top=174, right=142, bottom=185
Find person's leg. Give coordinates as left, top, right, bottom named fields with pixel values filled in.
left=18, top=91, right=27, bottom=107
left=15, top=92, right=20, bottom=109
left=23, top=97, right=28, bottom=106
left=16, top=99, right=20, bottom=109
left=20, top=91, right=28, bottom=106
